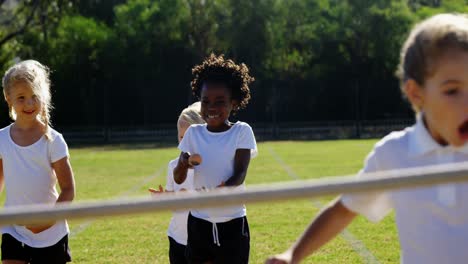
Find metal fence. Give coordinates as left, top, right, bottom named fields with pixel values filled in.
left=59, top=119, right=414, bottom=144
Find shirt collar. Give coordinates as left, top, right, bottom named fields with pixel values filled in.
left=408, top=113, right=468, bottom=157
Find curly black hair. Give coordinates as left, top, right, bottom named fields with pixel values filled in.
left=191, top=54, right=254, bottom=112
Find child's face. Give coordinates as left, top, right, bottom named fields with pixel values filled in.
left=200, top=82, right=236, bottom=131
left=406, top=49, right=468, bottom=147
left=6, top=81, right=42, bottom=122
left=177, top=119, right=190, bottom=143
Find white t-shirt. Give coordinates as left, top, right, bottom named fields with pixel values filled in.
left=165, top=158, right=194, bottom=245
left=0, top=124, right=70, bottom=248
left=178, top=121, right=257, bottom=223
left=341, top=115, right=468, bottom=264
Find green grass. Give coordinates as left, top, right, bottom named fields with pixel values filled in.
left=10, top=140, right=402, bottom=263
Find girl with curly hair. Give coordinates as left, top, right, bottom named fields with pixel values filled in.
left=174, top=54, right=257, bottom=264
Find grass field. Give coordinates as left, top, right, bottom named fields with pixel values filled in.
left=21, top=140, right=402, bottom=263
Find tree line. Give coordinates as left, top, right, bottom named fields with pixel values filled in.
left=1, top=0, right=467, bottom=127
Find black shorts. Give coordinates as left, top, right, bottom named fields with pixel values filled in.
left=186, top=213, right=250, bottom=264
left=1, top=233, right=72, bottom=264
left=168, top=236, right=188, bottom=264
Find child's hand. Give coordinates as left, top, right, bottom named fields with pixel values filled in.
left=265, top=251, right=294, bottom=264
left=188, top=154, right=202, bottom=166
left=25, top=223, right=55, bottom=234
left=180, top=152, right=191, bottom=168
left=148, top=185, right=164, bottom=196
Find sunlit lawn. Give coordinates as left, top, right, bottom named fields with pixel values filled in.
left=4, top=140, right=400, bottom=263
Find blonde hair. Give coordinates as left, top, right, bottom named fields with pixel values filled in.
left=2, top=60, right=53, bottom=139
left=178, top=102, right=205, bottom=126
left=396, top=13, right=468, bottom=111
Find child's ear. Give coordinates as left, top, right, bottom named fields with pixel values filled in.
left=231, top=99, right=239, bottom=110
left=4, top=94, right=11, bottom=106
left=404, top=79, right=425, bottom=110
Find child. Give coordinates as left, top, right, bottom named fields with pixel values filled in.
left=266, top=13, right=468, bottom=264
left=174, top=54, right=257, bottom=264
left=149, top=102, right=205, bottom=264
left=0, top=60, right=75, bottom=263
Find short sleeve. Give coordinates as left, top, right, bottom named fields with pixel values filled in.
left=0, top=130, right=5, bottom=159
left=340, top=150, right=393, bottom=222
left=165, top=160, right=176, bottom=192
left=50, top=133, right=69, bottom=163
left=178, top=126, right=193, bottom=154
left=237, top=124, right=258, bottom=158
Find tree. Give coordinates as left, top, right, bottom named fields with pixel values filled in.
left=111, top=0, right=193, bottom=125
left=72, top=0, right=127, bottom=25
left=0, top=0, right=73, bottom=47
left=185, top=0, right=226, bottom=59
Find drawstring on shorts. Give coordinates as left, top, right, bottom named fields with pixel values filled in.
left=212, top=223, right=221, bottom=246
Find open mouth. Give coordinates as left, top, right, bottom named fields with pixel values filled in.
left=207, top=114, right=220, bottom=119
left=458, top=120, right=468, bottom=140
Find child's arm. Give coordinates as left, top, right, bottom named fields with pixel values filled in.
left=224, top=149, right=251, bottom=187
left=150, top=159, right=178, bottom=195
left=0, top=159, right=4, bottom=193
left=26, top=157, right=75, bottom=234
left=266, top=198, right=356, bottom=264
left=173, top=152, right=190, bottom=184
left=53, top=156, right=75, bottom=203
left=149, top=185, right=165, bottom=195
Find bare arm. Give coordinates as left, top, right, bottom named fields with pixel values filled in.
left=148, top=185, right=175, bottom=195
left=173, top=152, right=190, bottom=184
left=26, top=156, right=75, bottom=233
left=0, top=159, right=4, bottom=193
left=53, top=156, right=75, bottom=203
left=224, top=149, right=251, bottom=187
left=266, top=198, right=357, bottom=264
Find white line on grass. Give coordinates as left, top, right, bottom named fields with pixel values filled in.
left=70, top=165, right=166, bottom=237
left=266, top=146, right=380, bottom=264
